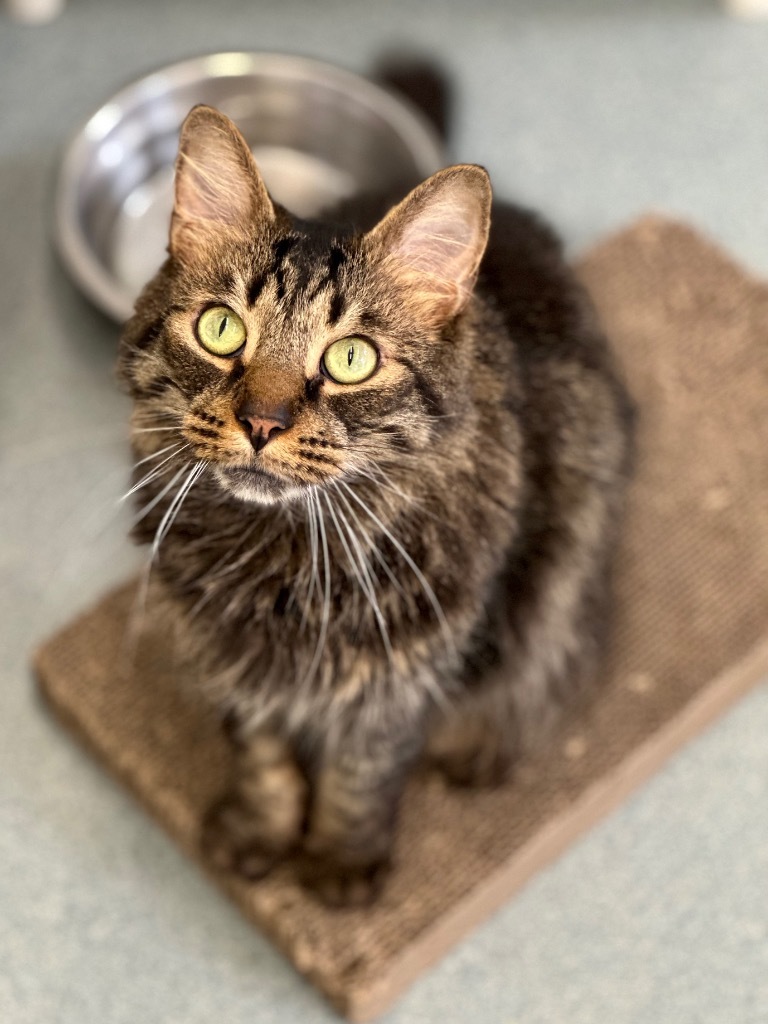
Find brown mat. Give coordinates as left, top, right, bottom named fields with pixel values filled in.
left=35, top=217, right=768, bottom=1021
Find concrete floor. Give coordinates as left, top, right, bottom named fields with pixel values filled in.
left=1, top=1, right=768, bottom=1022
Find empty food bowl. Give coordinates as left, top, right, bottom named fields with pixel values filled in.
left=55, top=52, right=445, bottom=322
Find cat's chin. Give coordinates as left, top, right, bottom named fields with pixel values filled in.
left=214, top=464, right=304, bottom=506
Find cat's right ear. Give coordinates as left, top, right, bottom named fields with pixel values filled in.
left=365, top=164, right=492, bottom=327
left=170, top=105, right=274, bottom=261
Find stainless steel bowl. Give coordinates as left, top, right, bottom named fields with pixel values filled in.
left=55, top=53, right=445, bottom=322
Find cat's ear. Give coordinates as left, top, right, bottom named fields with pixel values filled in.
left=170, top=105, right=274, bottom=260
left=366, top=165, right=491, bottom=326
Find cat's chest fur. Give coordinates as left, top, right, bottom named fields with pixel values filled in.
left=135, top=413, right=521, bottom=729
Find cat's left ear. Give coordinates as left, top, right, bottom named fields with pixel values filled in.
left=365, top=165, right=491, bottom=326
left=170, top=105, right=275, bottom=261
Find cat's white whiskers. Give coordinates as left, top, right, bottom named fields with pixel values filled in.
left=333, top=482, right=408, bottom=599
left=130, top=410, right=183, bottom=429
left=120, top=458, right=195, bottom=666
left=133, top=442, right=184, bottom=469
left=132, top=407, right=181, bottom=418
left=322, top=492, right=363, bottom=614
left=120, top=444, right=190, bottom=502
left=301, top=491, right=320, bottom=632
left=132, top=426, right=182, bottom=434
left=354, top=463, right=424, bottom=512
left=125, top=458, right=207, bottom=647
left=338, top=479, right=456, bottom=662
left=151, top=460, right=206, bottom=562
left=336, top=482, right=450, bottom=712
left=301, top=489, right=331, bottom=691
left=324, top=490, right=394, bottom=666
left=129, top=464, right=189, bottom=528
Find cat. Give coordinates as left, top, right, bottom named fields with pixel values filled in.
left=117, top=103, right=634, bottom=907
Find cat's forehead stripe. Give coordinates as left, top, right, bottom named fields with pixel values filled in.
left=271, top=236, right=299, bottom=303
left=246, top=236, right=297, bottom=308
left=247, top=269, right=268, bottom=307
left=247, top=235, right=349, bottom=314
left=328, top=245, right=346, bottom=277
left=327, top=290, right=345, bottom=326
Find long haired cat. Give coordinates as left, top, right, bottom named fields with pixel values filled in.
left=118, top=104, right=633, bottom=906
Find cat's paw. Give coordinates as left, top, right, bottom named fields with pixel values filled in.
left=427, top=713, right=517, bottom=789
left=432, top=746, right=514, bottom=789
left=200, top=795, right=284, bottom=880
left=299, top=853, right=391, bottom=908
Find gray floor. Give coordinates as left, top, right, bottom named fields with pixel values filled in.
left=2, top=2, right=768, bottom=1022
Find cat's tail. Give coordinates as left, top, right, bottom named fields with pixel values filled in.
left=372, top=54, right=452, bottom=147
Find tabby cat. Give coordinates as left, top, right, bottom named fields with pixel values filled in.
left=118, top=104, right=633, bottom=906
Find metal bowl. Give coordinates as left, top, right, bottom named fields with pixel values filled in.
left=55, top=52, right=445, bottom=323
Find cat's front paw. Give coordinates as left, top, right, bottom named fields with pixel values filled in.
left=432, top=746, right=515, bottom=788
left=299, top=852, right=391, bottom=908
left=200, top=795, right=285, bottom=881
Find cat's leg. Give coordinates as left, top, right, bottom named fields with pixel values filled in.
left=427, top=582, right=605, bottom=789
left=300, top=722, right=422, bottom=907
left=426, top=686, right=519, bottom=788
left=201, top=720, right=307, bottom=880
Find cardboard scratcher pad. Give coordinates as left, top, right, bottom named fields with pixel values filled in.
left=36, top=217, right=768, bottom=1020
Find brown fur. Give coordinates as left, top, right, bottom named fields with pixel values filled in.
left=117, top=105, right=633, bottom=906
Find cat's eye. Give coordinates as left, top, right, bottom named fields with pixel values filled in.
left=197, top=306, right=247, bottom=357
left=322, top=337, right=379, bottom=385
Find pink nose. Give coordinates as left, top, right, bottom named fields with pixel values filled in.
left=236, top=401, right=293, bottom=454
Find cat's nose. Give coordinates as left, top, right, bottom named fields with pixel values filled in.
left=236, top=400, right=293, bottom=454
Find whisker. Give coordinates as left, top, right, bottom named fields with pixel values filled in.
left=353, top=463, right=425, bottom=512
left=151, top=460, right=206, bottom=562
left=338, top=479, right=455, bottom=662
left=121, top=458, right=193, bottom=666
left=119, top=444, right=190, bottom=502
left=130, top=410, right=184, bottom=429
left=133, top=442, right=184, bottom=469
left=131, top=427, right=183, bottom=434
left=129, top=464, right=189, bottom=528
left=322, top=491, right=361, bottom=609
left=333, top=482, right=408, bottom=599
left=324, top=490, right=393, bottom=664
left=301, top=488, right=331, bottom=691
left=134, top=406, right=181, bottom=415
left=300, top=491, right=320, bottom=632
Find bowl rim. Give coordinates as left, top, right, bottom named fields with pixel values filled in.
left=54, top=51, right=447, bottom=323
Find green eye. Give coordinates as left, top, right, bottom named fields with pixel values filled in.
left=197, top=306, right=247, bottom=356
left=322, top=337, right=379, bottom=384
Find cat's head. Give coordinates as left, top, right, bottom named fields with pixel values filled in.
left=119, top=105, right=491, bottom=506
